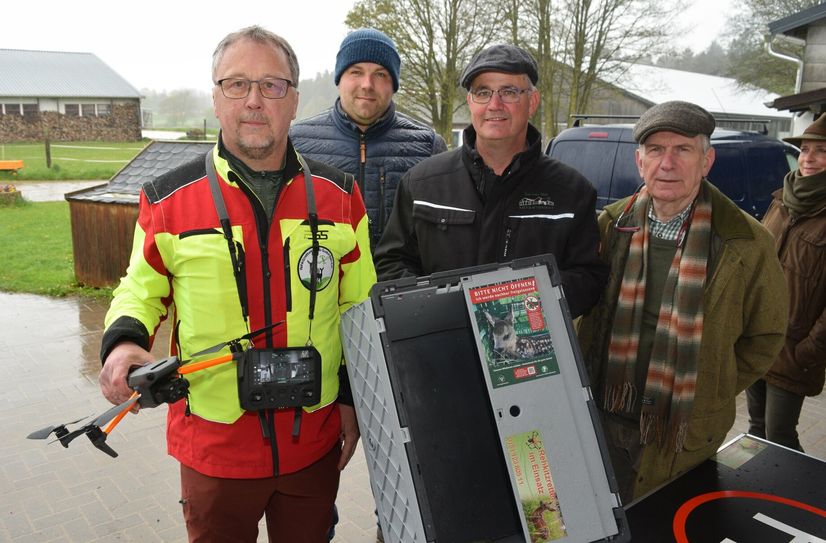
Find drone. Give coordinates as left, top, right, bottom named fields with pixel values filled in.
left=27, top=324, right=283, bottom=458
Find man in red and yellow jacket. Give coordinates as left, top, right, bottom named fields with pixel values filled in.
left=98, top=26, right=375, bottom=542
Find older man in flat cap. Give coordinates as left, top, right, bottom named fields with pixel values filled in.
left=374, top=44, right=607, bottom=318
left=577, top=101, right=788, bottom=503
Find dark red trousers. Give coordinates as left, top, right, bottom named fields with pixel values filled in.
left=180, top=445, right=341, bottom=542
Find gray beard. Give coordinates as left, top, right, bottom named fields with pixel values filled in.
left=236, top=136, right=276, bottom=162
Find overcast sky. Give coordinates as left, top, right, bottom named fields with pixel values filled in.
left=2, top=0, right=733, bottom=93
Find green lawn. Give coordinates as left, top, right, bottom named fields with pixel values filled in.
left=0, top=140, right=149, bottom=181
left=0, top=200, right=111, bottom=297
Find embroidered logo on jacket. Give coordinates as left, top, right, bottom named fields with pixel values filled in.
left=518, top=194, right=555, bottom=209
left=298, top=247, right=334, bottom=291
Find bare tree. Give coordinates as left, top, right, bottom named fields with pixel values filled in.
left=507, top=0, right=675, bottom=138
left=725, top=0, right=821, bottom=95
left=346, top=0, right=505, bottom=145
left=347, top=0, right=675, bottom=143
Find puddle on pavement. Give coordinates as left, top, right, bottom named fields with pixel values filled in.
left=1, top=291, right=172, bottom=379
left=11, top=180, right=108, bottom=202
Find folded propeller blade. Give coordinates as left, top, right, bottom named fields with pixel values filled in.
left=86, top=426, right=118, bottom=458
left=27, top=416, right=88, bottom=440
left=92, top=395, right=140, bottom=428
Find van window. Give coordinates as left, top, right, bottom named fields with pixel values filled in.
left=707, top=146, right=746, bottom=207
left=612, top=143, right=642, bottom=201
left=551, top=140, right=616, bottom=193
left=747, top=146, right=791, bottom=217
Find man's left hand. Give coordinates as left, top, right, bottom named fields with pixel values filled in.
left=338, top=403, right=360, bottom=470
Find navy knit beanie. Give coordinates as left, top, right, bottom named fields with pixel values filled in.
left=334, top=28, right=401, bottom=92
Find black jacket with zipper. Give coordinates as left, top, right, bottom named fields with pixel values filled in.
left=374, top=124, right=608, bottom=318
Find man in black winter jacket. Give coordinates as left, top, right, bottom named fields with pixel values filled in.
left=374, top=44, right=607, bottom=318
left=290, top=28, right=446, bottom=248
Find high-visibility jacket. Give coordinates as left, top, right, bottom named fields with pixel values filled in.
left=102, top=141, right=376, bottom=478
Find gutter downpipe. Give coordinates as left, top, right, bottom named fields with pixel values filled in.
left=766, top=33, right=805, bottom=94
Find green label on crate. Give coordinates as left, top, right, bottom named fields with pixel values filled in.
left=506, top=430, right=567, bottom=542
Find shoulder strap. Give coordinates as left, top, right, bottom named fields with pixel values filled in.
left=204, top=151, right=320, bottom=326
left=297, top=154, right=319, bottom=322
left=204, top=152, right=248, bottom=322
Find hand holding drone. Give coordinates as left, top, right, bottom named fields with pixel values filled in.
left=27, top=323, right=321, bottom=458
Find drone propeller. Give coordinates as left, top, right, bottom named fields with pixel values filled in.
left=39, top=393, right=141, bottom=451
left=27, top=416, right=88, bottom=440
left=92, top=394, right=141, bottom=428
left=191, top=321, right=284, bottom=357
left=52, top=424, right=93, bottom=448
left=86, top=426, right=119, bottom=458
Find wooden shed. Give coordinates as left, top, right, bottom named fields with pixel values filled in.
left=66, top=140, right=214, bottom=288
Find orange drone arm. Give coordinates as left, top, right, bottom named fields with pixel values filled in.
left=178, top=353, right=235, bottom=375
left=103, top=391, right=141, bottom=435
left=103, top=354, right=235, bottom=435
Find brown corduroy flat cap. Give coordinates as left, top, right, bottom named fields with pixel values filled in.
left=783, top=114, right=826, bottom=147
left=460, top=44, right=539, bottom=90
left=633, top=101, right=716, bottom=143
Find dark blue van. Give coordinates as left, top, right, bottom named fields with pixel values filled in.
left=546, top=125, right=799, bottom=219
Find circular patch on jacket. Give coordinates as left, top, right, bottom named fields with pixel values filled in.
left=297, top=247, right=334, bottom=291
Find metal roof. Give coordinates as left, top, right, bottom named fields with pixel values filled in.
left=769, top=3, right=826, bottom=36
left=66, top=140, right=214, bottom=204
left=614, top=64, right=790, bottom=120
left=0, top=49, right=142, bottom=98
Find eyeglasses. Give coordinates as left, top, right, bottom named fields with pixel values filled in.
left=469, top=87, right=532, bottom=104
left=613, top=184, right=643, bottom=233
left=215, top=77, right=294, bottom=99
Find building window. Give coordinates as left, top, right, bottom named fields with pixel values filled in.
left=22, top=103, right=38, bottom=116
left=65, top=104, right=80, bottom=116
left=97, top=103, right=111, bottom=116
left=81, top=104, right=95, bottom=117
left=3, top=103, right=22, bottom=115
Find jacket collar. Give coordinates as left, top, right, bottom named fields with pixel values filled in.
left=215, top=134, right=302, bottom=185
left=332, top=98, right=396, bottom=139
left=461, top=123, right=542, bottom=186
left=605, top=180, right=755, bottom=242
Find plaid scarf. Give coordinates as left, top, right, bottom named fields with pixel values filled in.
left=606, top=186, right=712, bottom=452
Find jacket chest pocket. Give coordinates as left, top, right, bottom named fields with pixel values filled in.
left=412, top=201, right=476, bottom=232
left=783, top=229, right=826, bottom=279
left=169, top=227, right=246, bottom=342
left=173, top=227, right=241, bottom=284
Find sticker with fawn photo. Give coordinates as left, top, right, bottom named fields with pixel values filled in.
left=469, top=277, right=558, bottom=388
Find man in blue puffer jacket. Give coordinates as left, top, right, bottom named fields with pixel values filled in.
left=290, top=28, right=447, bottom=248
left=292, top=27, right=445, bottom=542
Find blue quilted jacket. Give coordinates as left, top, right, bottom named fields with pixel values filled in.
left=290, top=99, right=447, bottom=245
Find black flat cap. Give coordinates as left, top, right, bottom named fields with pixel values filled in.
left=460, top=44, right=538, bottom=89
left=633, top=101, right=716, bottom=143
